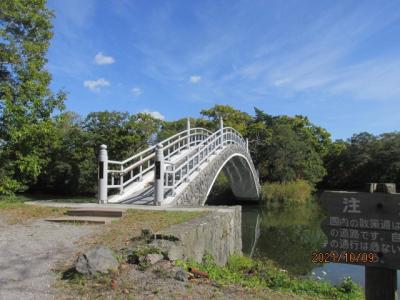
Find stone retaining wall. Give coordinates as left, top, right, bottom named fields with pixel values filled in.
left=149, top=206, right=242, bottom=266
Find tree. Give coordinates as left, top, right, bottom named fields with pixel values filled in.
left=83, top=111, right=160, bottom=161
left=249, top=108, right=330, bottom=184
left=0, top=0, right=65, bottom=194
left=157, top=117, right=214, bottom=142
left=262, top=124, right=326, bottom=184
left=32, top=112, right=96, bottom=195
left=201, top=105, right=252, bottom=134
left=323, top=132, right=400, bottom=190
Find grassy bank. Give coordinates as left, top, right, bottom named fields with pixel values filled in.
left=261, top=180, right=314, bottom=206
left=77, top=209, right=208, bottom=252
left=178, top=255, right=363, bottom=299
left=0, top=196, right=66, bottom=224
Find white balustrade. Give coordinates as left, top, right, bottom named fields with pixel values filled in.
left=98, top=118, right=247, bottom=204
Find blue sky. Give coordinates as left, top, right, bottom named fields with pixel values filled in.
left=47, top=0, right=400, bottom=140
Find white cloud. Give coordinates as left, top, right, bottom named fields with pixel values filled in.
left=189, top=75, right=202, bottom=83
left=142, top=109, right=165, bottom=120
left=132, top=87, right=142, bottom=96
left=83, top=78, right=110, bottom=91
left=273, top=78, right=291, bottom=87
left=94, top=52, right=115, bottom=65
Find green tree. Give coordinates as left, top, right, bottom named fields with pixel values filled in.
left=157, top=117, right=214, bottom=142
left=0, top=0, right=65, bottom=194
left=32, top=111, right=161, bottom=195
left=201, top=105, right=252, bottom=134
left=250, top=108, right=330, bottom=184
left=323, top=132, right=400, bottom=190
left=83, top=111, right=160, bottom=161
left=33, top=112, right=96, bottom=195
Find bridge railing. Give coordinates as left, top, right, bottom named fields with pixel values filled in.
left=162, top=125, right=247, bottom=200
left=98, top=120, right=212, bottom=203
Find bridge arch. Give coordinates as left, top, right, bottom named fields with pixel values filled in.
left=171, top=144, right=260, bottom=207
left=204, top=153, right=259, bottom=205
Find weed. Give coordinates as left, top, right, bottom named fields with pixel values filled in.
left=179, top=254, right=363, bottom=300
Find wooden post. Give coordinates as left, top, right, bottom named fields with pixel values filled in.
left=365, top=266, right=397, bottom=300
left=365, top=183, right=398, bottom=300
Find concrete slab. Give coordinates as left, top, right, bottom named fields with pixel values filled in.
left=66, top=208, right=127, bottom=218
left=45, top=216, right=119, bottom=225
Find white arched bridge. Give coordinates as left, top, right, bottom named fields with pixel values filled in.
left=98, top=119, right=260, bottom=206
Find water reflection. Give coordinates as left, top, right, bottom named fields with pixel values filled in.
left=241, top=202, right=400, bottom=291
left=241, top=207, right=261, bottom=256
left=242, top=202, right=326, bottom=275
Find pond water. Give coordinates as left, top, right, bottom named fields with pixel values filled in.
left=241, top=202, right=400, bottom=294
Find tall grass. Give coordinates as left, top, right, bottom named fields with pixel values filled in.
left=261, top=179, right=314, bottom=206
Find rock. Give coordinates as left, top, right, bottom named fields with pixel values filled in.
left=141, top=228, right=154, bottom=239
left=75, top=245, right=119, bottom=275
left=174, top=267, right=187, bottom=282
left=149, top=239, right=183, bottom=261
left=145, top=253, right=163, bottom=265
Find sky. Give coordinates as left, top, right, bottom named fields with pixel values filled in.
left=47, top=0, right=400, bottom=140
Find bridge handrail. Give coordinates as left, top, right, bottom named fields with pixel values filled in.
left=108, top=127, right=212, bottom=167
left=104, top=127, right=212, bottom=194
left=163, top=127, right=247, bottom=196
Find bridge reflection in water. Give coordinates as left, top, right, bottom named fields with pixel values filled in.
left=242, top=206, right=262, bottom=257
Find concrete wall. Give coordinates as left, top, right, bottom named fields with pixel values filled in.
left=149, top=206, right=242, bottom=266
left=173, top=144, right=260, bottom=207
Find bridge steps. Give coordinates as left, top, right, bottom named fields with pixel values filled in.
left=46, top=208, right=126, bottom=224
left=45, top=216, right=120, bottom=224
left=66, top=208, right=127, bottom=218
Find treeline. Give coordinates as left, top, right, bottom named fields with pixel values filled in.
left=1, top=0, right=399, bottom=197
left=324, top=132, right=400, bottom=190
left=1, top=103, right=398, bottom=196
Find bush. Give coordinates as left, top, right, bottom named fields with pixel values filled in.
left=261, top=180, right=314, bottom=206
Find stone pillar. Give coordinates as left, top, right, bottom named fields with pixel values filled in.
left=246, top=138, right=249, bottom=153
left=98, top=144, right=108, bottom=204
left=154, top=143, right=165, bottom=205
left=187, top=117, right=191, bottom=150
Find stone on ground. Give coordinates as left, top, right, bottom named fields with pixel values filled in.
left=149, top=239, right=183, bottom=261
left=174, top=267, right=187, bottom=282
left=75, top=245, right=119, bottom=275
left=145, top=253, right=164, bottom=265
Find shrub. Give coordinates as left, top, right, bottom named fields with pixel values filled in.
left=261, top=179, right=314, bottom=206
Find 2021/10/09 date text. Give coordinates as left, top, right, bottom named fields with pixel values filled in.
left=312, top=251, right=378, bottom=263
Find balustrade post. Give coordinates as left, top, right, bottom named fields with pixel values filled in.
left=119, top=164, right=124, bottom=194
left=187, top=117, right=191, bottom=150
left=219, top=117, right=224, bottom=148
left=171, top=165, right=176, bottom=196
left=138, top=155, right=143, bottom=181
left=246, top=138, right=249, bottom=153
left=98, top=144, right=108, bottom=204
left=154, top=143, right=165, bottom=205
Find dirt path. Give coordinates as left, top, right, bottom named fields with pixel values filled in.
left=0, top=218, right=97, bottom=300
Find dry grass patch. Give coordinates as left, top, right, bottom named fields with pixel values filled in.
left=0, top=198, right=66, bottom=224
left=78, top=209, right=208, bottom=252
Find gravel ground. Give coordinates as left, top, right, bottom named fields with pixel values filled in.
left=0, top=218, right=98, bottom=300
